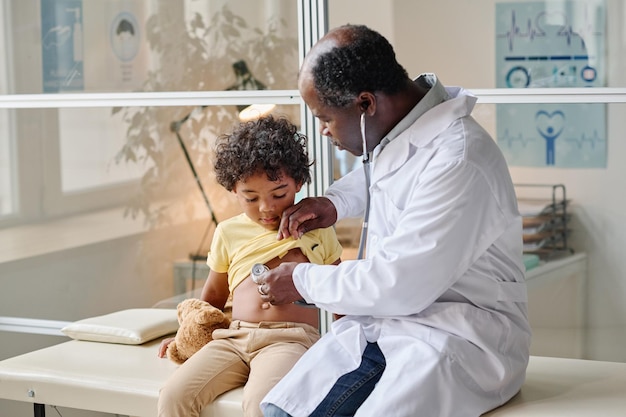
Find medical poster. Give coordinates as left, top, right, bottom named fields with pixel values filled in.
left=495, top=1, right=607, bottom=168
left=99, top=1, right=148, bottom=90
left=41, top=0, right=84, bottom=93
left=108, top=2, right=145, bottom=86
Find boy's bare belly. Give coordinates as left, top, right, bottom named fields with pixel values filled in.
left=231, top=248, right=319, bottom=328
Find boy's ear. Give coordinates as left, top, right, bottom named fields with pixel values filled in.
left=295, top=182, right=303, bottom=192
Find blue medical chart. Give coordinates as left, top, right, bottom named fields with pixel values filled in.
left=41, top=0, right=84, bottom=93
left=495, top=1, right=606, bottom=168
left=497, top=103, right=606, bottom=168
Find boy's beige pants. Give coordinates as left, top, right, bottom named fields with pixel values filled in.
left=158, top=320, right=320, bottom=417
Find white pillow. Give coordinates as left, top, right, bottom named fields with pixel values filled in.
left=61, top=308, right=179, bottom=345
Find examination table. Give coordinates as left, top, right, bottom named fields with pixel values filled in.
left=1, top=336, right=626, bottom=417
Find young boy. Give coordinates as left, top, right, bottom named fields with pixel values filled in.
left=157, top=115, right=342, bottom=417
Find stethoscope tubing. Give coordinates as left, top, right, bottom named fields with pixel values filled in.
left=357, top=112, right=371, bottom=260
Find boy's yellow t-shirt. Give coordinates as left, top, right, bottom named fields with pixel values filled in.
left=206, top=213, right=343, bottom=293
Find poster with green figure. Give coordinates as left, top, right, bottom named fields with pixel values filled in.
left=495, top=1, right=607, bottom=168
left=41, top=0, right=84, bottom=92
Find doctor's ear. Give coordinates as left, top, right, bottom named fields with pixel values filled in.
left=357, top=92, right=376, bottom=114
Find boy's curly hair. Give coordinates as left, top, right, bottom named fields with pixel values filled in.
left=214, top=115, right=313, bottom=191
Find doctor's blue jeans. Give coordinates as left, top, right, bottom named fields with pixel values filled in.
left=263, top=342, right=386, bottom=417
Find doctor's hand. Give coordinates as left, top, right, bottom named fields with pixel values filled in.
left=277, top=197, right=337, bottom=240
left=257, top=262, right=304, bottom=305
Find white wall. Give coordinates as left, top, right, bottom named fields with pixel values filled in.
left=330, top=0, right=626, bottom=361
left=328, top=0, right=394, bottom=41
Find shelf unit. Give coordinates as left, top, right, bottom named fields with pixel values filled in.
left=516, top=184, right=574, bottom=260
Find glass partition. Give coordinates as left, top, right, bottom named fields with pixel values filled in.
left=5, top=0, right=299, bottom=95
left=0, top=0, right=301, bottom=225
left=329, top=0, right=625, bottom=89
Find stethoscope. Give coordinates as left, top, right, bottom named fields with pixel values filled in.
left=357, top=112, right=372, bottom=260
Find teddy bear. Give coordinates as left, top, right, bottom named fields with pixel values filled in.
left=166, top=298, right=231, bottom=365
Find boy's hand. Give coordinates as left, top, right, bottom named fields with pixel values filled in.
left=157, top=337, right=175, bottom=358
left=277, top=197, right=337, bottom=240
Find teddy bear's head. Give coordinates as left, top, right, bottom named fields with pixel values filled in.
left=166, top=298, right=230, bottom=364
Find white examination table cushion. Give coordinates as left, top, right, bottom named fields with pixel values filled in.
left=0, top=338, right=242, bottom=417
left=1, top=338, right=626, bottom=416
left=60, top=308, right=179, bottom=344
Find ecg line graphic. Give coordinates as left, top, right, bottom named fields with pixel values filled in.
left=499, top=129, right=536, bottom=148
left=498, top=7, right=603, bottom=52
left=556, top=6, right=603, bottom=48
left=498, top=10, right=545, bottom=52
left=501, top=127, right=604, bottom=165
left=565, top=130, right=604, bottom=150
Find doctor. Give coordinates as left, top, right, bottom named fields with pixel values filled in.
left=257, top=24, right=531, bottom=417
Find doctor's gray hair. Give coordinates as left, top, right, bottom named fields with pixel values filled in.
left=309, top=24, right=409, bottom=108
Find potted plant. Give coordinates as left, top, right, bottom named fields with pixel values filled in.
left=114, top=4, right=299, bottom=229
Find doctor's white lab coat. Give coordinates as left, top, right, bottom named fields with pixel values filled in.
left=261, top=78, right=531, bottom=417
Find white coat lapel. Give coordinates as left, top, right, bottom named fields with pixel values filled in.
left=371, top=93, right=477, bottom=185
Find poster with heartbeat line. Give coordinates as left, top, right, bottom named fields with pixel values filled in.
left=495, top=1, right=607, bottom=168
